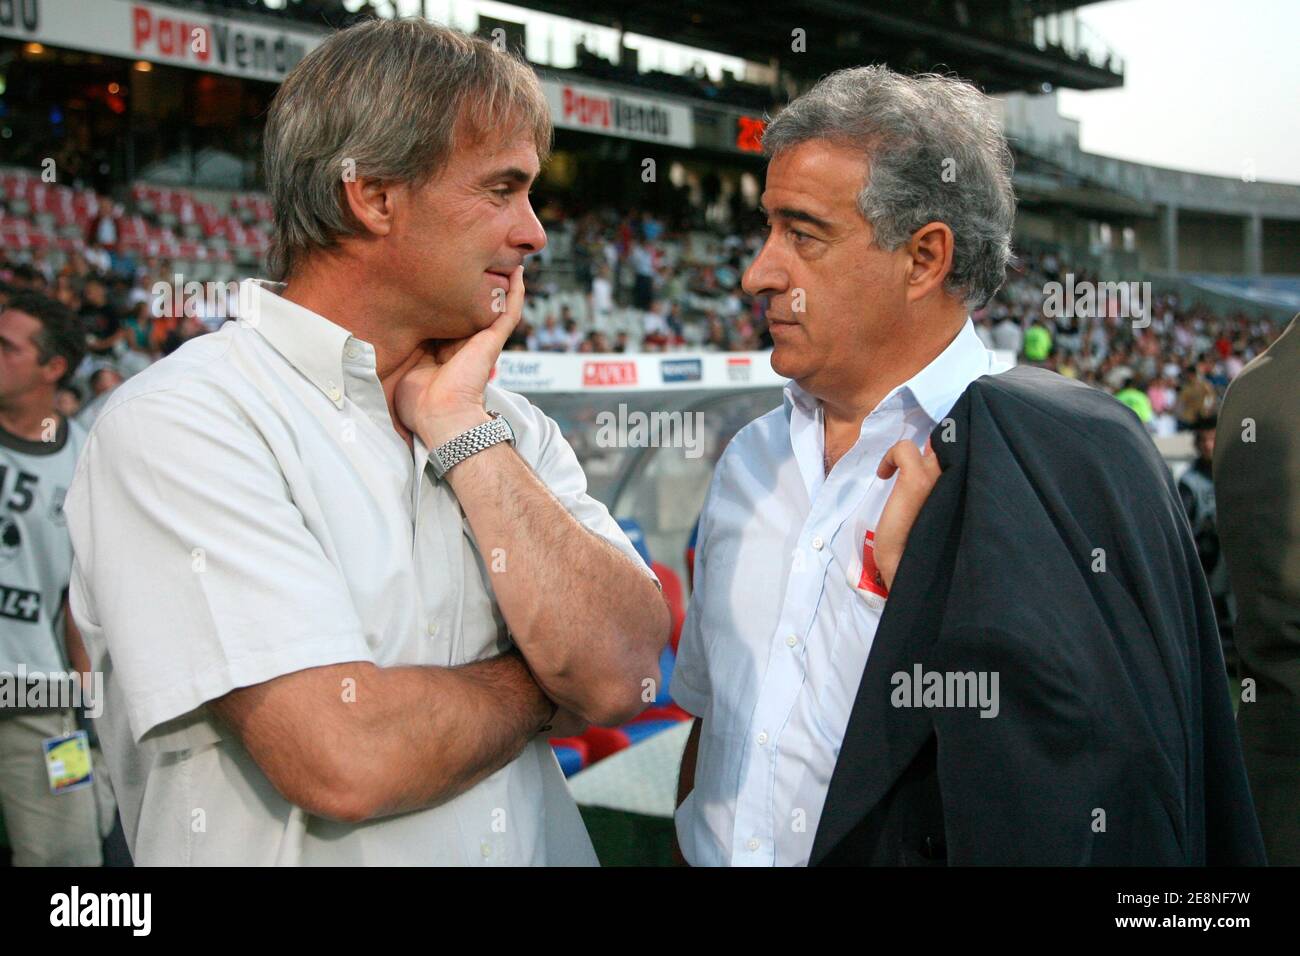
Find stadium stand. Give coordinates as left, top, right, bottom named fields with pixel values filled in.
left=1, top=159, right=1282, bottom=451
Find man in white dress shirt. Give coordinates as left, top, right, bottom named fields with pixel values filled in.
left=672, top=66, right=1016, bottom=865
left=64, top=19, right=669, bottom=865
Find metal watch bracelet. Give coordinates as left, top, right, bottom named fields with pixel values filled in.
left=430, top=410, right=514, bottom=479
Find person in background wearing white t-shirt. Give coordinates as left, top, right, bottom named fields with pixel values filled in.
left=992, top=313, right=1022, bottom=355
left=532, top=315, right=566, bottom=352
left=589, top=263, right=614, bottom=323
left=0, top=291, right=106, bottom=866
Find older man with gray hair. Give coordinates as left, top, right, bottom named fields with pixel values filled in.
left=65, top=18, right=669, bottom=866
left=672, top=66, right=1264, bottom=866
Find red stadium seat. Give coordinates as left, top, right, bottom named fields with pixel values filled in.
left=629, top=703, right=693, bottom=724
left=548, top=736, right=589, bottom=776
left=547, top=736, right=589, bottom=760
left=577, top=726, right=631, bottom=764
left=651, top=561, right=685, bottom=653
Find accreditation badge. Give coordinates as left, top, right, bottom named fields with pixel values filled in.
left=42, top=729, right=94, bottom=795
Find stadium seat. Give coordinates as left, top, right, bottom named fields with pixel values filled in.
left=629, top=703, right=693, bottom=724
left=616, top=517, right=653, bottom=567
left=685, top=517, right=700, bottom=591
left=548, top=736, right=589, bottom=777
left=552, top=746, right=585, bottom=777
left=577, top=726, right=631, bottom=764
left=619, top=719, right=678, bottom=745
left=654, top=643, right=675, bottom=707
left=650, top=561, right=685, bottom=653
left=612, top=524, right=684, bottom=697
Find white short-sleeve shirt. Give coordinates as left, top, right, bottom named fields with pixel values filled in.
left=671, top=319, right=1009, bottom=866
left=65, top=279, right=655, bottom=866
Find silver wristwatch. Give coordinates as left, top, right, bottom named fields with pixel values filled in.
left=430, top=410, right=515, bottom=479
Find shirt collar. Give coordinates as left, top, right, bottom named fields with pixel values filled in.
left=899, top=317, right=995, bottom=425
left=242, top=279, right=356, bottom=409
left=782, top=317, right=993, bottom=431
left=781, top=377, right=820, bottom=419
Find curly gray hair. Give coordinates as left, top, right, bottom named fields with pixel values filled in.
left=762, top=65, right=1015, bottom=309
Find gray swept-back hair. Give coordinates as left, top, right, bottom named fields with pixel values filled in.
left=263, top=18, right=552, bottom=281
left=762, top=65, right=1015, bottom=309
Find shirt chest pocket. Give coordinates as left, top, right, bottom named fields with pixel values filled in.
left=832, top=509, right=891, bottom=605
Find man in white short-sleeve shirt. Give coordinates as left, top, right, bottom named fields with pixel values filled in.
left=64, top=19, right=669, bottom=866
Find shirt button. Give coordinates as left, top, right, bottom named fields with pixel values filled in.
left=756, top=731, right=769, bottom=746
left=326, top=382, right=342, bottom=402
left=786, top=634, right=797, bottom=648
left=480, top=843, right=492, bottom=859
left=747, top=838, right=760, bottom=852
left=345, top=344, right=361, bottom=360
left=427, top=621, right=439, bottom=637
left=811, top=535, right=824, bottom=550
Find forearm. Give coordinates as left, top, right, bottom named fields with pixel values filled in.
left=444, top=439, right=669, bottom=724
left=356, top=649, right=554, bottom=818
left=394, top=286, right=668, bottom=726
left=216, top=650, right=555, bottom=823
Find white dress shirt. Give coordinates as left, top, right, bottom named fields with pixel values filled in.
left=671, top=319, right=1010, bottom=866
left=65, top=279, right=656, bottom=865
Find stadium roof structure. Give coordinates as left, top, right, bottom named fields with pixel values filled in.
left=515, top=0, right=1124, bottom=94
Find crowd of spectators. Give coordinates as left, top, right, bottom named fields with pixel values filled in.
left=509, top=208, right=1281, bottom=439
left=0, top=252, right=212, bottom=424
left=1, top=192, right=1283, bottom=440
left=508, top=205, right=771, bottom=354
left=974, top=247, right=1282, bottom=435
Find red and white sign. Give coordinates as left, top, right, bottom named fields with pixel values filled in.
left=582, top=360, right=639, bottom=388
left=488, top=352, right=786, bottom=393
left=726, top=356, right=752, bottom=382
left=541, top=77, right=694, bottom=148
left=2, top=3, right=700, bottom=148
left=0, top=0, right=322, bottom=82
